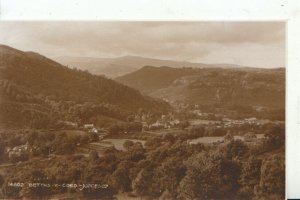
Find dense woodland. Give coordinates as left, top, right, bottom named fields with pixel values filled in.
left=0, top=124, right=284, bottom=199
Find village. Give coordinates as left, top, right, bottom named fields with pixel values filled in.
left=4, top=104, right=281, bottom=164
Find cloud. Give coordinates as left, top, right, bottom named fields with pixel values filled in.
left=0, top=21, right=285, bottom=67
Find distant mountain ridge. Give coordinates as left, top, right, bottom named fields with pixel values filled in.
left=53, top=55, right=249, bottom=78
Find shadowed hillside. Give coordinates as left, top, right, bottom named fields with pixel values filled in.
left=0, top=45, right=171, bottom=128
left=116, top=66, right=285, bottom=109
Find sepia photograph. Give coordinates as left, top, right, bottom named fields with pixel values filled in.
left=0, top=21, right=285, bottom=199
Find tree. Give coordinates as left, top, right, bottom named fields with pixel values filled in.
left=109, top=161, right=133, bottom=192
left=244, top=132, right=257, bottom=142
left=108, top=123, right=124, bottom=135
left=80, top=134, right=89, bottom=144
left=156, top=157, right=186, bottom=197
left=124, top=122, right=143, bottom=133
left=223, top=139, right=249, bottom=160
left=263, top=125, right=285, bottom=150
left=224, top=132, right=234, bottom=142
left=0, top=174, right=4, bottom=187
left=177, top=151, right=241, bottom=199
left=123, top=140, right=134, bottom=151
left=211, top=127, right=226, bottom=136
left=89, top=150, right=99, bottom=163
left=126, top=143, right=145, bottom=162
left=179, top=121, right=190, bottom=130
left=0, top=141, right=5, bottom=163
left=162, top=133, right=176, bottom=143
left=132, top=165, right=160, bottom=197
left=237, top=157, right=262, bottom=199
left=88, top=132, right=99, bottom=142
left=189, top=126, right=205, bottom=137
left=239, top=157, right=262, bottom=189
left=255, top=155, right=285, bottom=199
left=127, top=115, right=135, bottom=122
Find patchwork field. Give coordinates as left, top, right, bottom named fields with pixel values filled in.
left=189, top=134, right=265, bottom=144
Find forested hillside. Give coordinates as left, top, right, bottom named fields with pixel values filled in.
left=0, top=45, right=170, bottom=128
left=115, top=66, right=197, bottom=93
left=116, top=66, right=285, bottom=109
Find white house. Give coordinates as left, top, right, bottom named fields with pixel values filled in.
left=84, top=124, right=94, bottom=129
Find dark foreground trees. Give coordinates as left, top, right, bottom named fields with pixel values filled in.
left=1, top=132, right=284, bottom=199
left=177, top=151, right=241, bottom=200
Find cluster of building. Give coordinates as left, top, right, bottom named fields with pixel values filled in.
left=147, top=119, right=181, bottom=130
left=6, top=142, right=31, bottom=160
left=83, top=124, right=108, bottom=140
left=222, top=117, right=263, bottom=127
left=133, top=113, right=181, bottom=130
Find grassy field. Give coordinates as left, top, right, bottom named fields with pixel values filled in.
left=102, top=139, right=145, bottom=151
left=78, top=138, right=146, bottom=154
left=189, top=134, right=265, bottom=144
left=55, top=129, right=87, bottom=137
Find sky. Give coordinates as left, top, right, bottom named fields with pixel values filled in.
left=0, top=21, right=285, bottom=68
